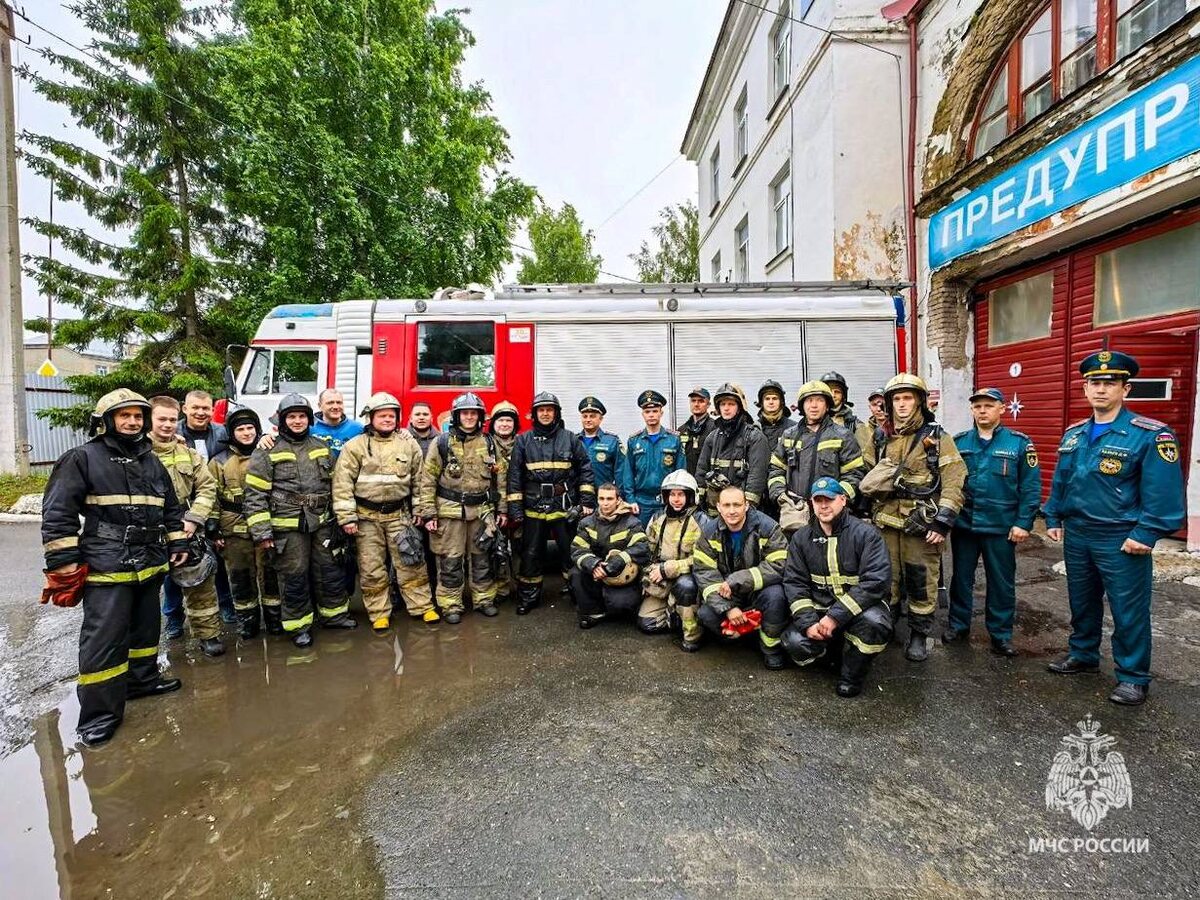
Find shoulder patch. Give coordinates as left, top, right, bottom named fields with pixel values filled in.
left=1131, top=416, right=1167, bottom=431
left=1008, top=429, right=1030, bottom=440
left=1068, top=419, right=1089, bottom=430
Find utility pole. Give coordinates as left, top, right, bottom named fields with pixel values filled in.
left=0, top=3, right=28, bottom=476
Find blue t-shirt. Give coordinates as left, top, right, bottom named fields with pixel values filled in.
left=729, top=528, right=745, bottom=559
left=312, top=416, right=365, bottom=458
left=1088, top=421, right=1113, bottom=444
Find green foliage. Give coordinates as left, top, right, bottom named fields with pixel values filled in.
left=630, top=200, right=700, bottom=283
left=516, top=202, right=602, bottom=284
left=0, top=473, right=49, bottom=511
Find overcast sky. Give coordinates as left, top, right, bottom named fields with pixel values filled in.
left=15, top=0, right=728, bottom=338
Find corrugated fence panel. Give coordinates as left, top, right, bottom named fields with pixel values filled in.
left=25, top=374, right=89, bottom=467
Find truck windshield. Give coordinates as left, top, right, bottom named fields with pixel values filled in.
left=417, top=322, right=495, bottom=387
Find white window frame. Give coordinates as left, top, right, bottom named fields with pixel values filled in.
left=771, top=2, right=792, bottom=99
left=735, top=217, right=750, bottom=282
left=770, top=163, right=792, bottom=257
left=709, top=144, right=721, bottom=211
left=734, top=86, right=749, bottom=163
left=711, top=250, right=723, bottom=282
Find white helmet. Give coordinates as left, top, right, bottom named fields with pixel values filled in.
left=660, top=469, right=699, bottom=507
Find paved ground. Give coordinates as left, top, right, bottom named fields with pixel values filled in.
left=2, top=519, right=1199, bottom=898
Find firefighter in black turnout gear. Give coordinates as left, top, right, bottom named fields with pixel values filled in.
left=678, top=386, right=717, bottom=476
left=506, top=392, right=595, bottom=614
left=696, top=383, right=771, bottom=515
left=41, top=389, right=190, bottom=747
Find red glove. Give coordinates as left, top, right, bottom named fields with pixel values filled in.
left=720, top=608, right=762, bottom=637
left=41, top=564, right=89, bottom=608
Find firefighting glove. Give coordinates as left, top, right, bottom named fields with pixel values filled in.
left=41, top=564, right=89, bottom=608
left=394, top=525, right=426, bottom=568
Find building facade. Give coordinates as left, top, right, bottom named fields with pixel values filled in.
left=909, top=0, right=1200, bottom=544
left=23, top=342, right=118, bottom=376
left=682, top=0, right=910, bottom=287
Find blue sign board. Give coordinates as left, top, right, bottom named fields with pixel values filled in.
left=930, top=53, right=1200, bottom=269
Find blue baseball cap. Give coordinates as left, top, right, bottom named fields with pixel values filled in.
left=809, top=477, right=847, bottom=499
left=969, top=387, right=1005, bottom=403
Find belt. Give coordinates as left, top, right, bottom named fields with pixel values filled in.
left=354, top=496, right=409, bottom=514
left=436, top=485, right=491, bottom=506
left=219, top=498, right=243, bottom=513
left=95, top=522, right=167, bottom=545
left=528, top=483, right=569, bottom=499
left=278, top=489, right=331, bottom=508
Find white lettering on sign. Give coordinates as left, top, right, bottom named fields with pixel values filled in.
left=509, top=327, right=531, bottom=343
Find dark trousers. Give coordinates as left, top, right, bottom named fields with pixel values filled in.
left=78, top=577, right=164, bottom=736
left=163, top=555, right=234, bottom=622
left=1063, top=526, right=1154, bottom=685
left=697, top=583, right=788, bottom=658
left=781, top=604, right=893, bottom=685
left=570, top=570, right=641, bottom=618
left=518, top=515, right=572, bottom=599
left=275, top=526, right=350, bottom=634
left=949, top=528, right=1017, bottom=641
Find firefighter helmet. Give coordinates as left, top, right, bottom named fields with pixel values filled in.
left=820, top=370, right=849, bottom=392
left=89, top=388, right=152, bottom=437
left=359, top=391, right=402, bottom=417
left=531, top=391, right=561, bottom=411
left=451, top=392, right=486, bottom=430
left=224, top=405, right=262, bottom=447
left=172, top=537, right=218, bottom=589
left=602, top=553, right=641, bottom=587
left=756, top=379, right=786, bottom=407
left=488, top=400, right=521, bottom=433
left=275, top=392, right=314, bottom=428
left=712, top=383, right=748, bottom=413
left=796, top=380, right=834, bottom=406
left=659, top=469, right=699, bottom=507
left=883, top=373, right=928, bottom=399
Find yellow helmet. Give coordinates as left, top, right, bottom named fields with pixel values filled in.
left=90, top=388, right=151, bottom=436
left=489, top=400, right=522, bottom=433
left=796, top=380, right=834, bottom=405
left=883, top=373, right=928, bottom=398
left=359, top=391, right=402, bottom=417
left=712, top=382, right=749, bottom=413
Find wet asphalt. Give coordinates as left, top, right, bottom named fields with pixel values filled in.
left=1, top=519, right=1199, bottom=899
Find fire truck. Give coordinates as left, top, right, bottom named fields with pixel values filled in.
left=223, top=282, right=907, bottom=439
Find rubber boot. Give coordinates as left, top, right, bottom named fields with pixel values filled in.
left=836, top=647, right=873, bottom=698
left=263, top=605, right=284, bottom=635
left=238, top=608, right=261, bottom=640
left=516, top=585, right=542, bottom=616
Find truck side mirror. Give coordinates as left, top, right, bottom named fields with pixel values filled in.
left=223, top=364, right=238, bottom=402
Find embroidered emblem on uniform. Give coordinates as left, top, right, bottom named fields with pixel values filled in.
left=664, top=451, right=676, bottom=466
left=596, top=451, right=608, bottom=462
left=1099, top=457, right=1123, bottom=475
left=1157, top=440, right=1179, bottom=463
left=1026, top=448, right=1038, bottom=468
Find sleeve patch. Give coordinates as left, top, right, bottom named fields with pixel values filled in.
left=1025, top=448, right=1038, bottom=468
left=1156, top=440, right=1179, bottom=463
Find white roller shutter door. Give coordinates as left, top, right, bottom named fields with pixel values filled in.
left=803, top=320, right=898, bottom=410
left=670, top=322, right=805, bottom=427
left=534, top=323, right=672, bottom=441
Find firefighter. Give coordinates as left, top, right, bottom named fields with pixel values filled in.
left=695, top=383, right=770, bottom=515
left=488, top=401, right=522, bottom=604
left=41, top=389, right=189, bottom=747
left=678, top=387, right=716, bottom=476
left=860, top=373, right=966, bottom=662
left=577, top=396, right=631, bottom=496
left=946, top=388, right=1041, bottom=657
left=417, top=392, right=506, bottom=623
left=767, top=381, right=866, bottom=537
left=506, top=392, right=594, bottom=615
left=780, top=478, right=893, bottom=697
left=1044, top=351, right=1185, bottom=705
left=408, top=400, right=440, bottom=590
left=626, top=389, right=684, bottom=526
left=333, top=392, right=434, bottom=631
left=640, top=469, right=706, bottom=644
left=569, top=483, right=651, bottom=628
left=149, top=396, right=225, bottom=657
left=208, top=405, right=282, bottom=638
left=693, top=486, right=790, bottom=668
left=756, top=380, right=794, bottom=448
left=244, top=393, right=356, bottom=647
left=821, top=371, right=864, bottom=436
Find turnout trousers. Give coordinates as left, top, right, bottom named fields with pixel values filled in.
left=638, top=573, right=700, bottom=638
left=881, top=526, right=941, bottom=635
left=174, top=573, right=222, bottom=641
left=571, top=571, right=641, bottom=620
left=1063, top=525, right=1154, bottom=685
left=517, top=515, right=572, bottom=602
left=948, top=528, right=1016, bottom=641
left=275, top=525, right=351, bottom=635
left=696, top=584, right=789, bottom=662
left=431, top=516, right=496, bottom=613
left=221, top=535, right=281, bottom=634
left=357, top=518, right=433, bottom=621
left=78, top=575, right=165, bottom=737
left=781, top=605, right=893, bottom=687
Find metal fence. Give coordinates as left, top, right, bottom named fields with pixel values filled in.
left=25, top=374, right=89, bottom=469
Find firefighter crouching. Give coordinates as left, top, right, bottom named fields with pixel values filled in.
left=41, top=389, right=190, bottom=747
left=209, top=405, right=281, bottom=638
left=693, top=486, right=790, bottom=668
left=570, top=483, right=650, bottom=628
left=417, top=392, right=506, bottom=623
left=780, top=478, right=893, bottom=697
left=860, top=373, right=966, bottom=663
left=640, top=469, right=706, bottom=647
left=148, top=396, right=226, bottom=657
left=244, top=393, right=356, bottom=647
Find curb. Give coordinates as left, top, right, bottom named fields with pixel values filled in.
left=0, top=513, right=41, bottom=522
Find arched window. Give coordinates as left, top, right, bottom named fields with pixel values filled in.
left=972, top=0, right=1198, bottom=159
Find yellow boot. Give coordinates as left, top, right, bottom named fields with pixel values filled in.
left=372, top=616, right=391, bottom=633
left=422, top=608, right=441, bottom=624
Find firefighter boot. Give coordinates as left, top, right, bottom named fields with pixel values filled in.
left=237, top=607, right=261, bottom=640
left=262, top=603, right=284, bottom=635
left=516, top=585, right=541, bottom=616
left=836, top=646, right=874, bottom=698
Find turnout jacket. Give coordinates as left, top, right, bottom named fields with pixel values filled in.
left=506, top=422, right=594, bottom=521
left=954, top=425, right=1041, bottom=534
left=757, top=410, right=794, bottom=450
left=767, top=417, right=866, bottom=503
left=570, top=503, right=651, bottom=573
left=334, top=428, right=425, bottom=524
left=645, top=507, right=706, bottom=580
left=207, top=445, right=256, bottom=538
left=696, top=414, right=771, bottom=507
left=151, top=438, right=217, bottom=527
left=864, top=416, right=967, bottom=535
left=782, top=510, right=890, bottom=627
left=243, top=431, right=335, bottom=541
left=416, top=428, right=506, bottom=521
left=679, top=414, right=716, bottom=476
left=692, top=509, right=788, bottom=615
left=42, top=433, right=189, bottom=579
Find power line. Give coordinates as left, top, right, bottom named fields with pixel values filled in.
left=593, top=155, right=681, bottom=231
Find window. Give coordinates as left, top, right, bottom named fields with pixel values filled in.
left=417, top=321, right=496, bottom=387
left=709, top=144, right=721, bottom=211
left=242, top=348, right=272, bottom=395
left=734, top=87, right=749, bottom=163
left=1126, top=378, right=1172, bottom=400
left=272, top=350, right=319, bottom=394
left=735, top=217, right=750, bottom=282
left=970, top=0, right=1198, bottom=158
left=770, top=164, right=792, bottom=257
left=987, top=271, right=1054, bottom=346
left=771, top=3, right=792, bottom=98
left=711, top=251, right=723, bottom=282
left=1095, top=222, right=1200, bottom=325
left=95, top=365, right=108, bottom=376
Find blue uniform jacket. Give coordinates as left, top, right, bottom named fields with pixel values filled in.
left=627, top=428, right=684, bottom=507
left=1043, top=407, right=1185, bottom=545
left=580, top=430, right=632, bottom=497
left=953, top=425, right=1041, bottom=534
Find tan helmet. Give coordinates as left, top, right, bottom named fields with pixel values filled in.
left=602, top=554, right=641, bottom=587
left=360, top=391, right=402, bottom=418
left=712, top=382, right=748, bottom=414
left=795, top=380, right=834, bottom=405
left=883, top=373, right=928, bottom=398
left=90, top=388, right=151, bottom=436
left=489, top=400, right=521, bottom=433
